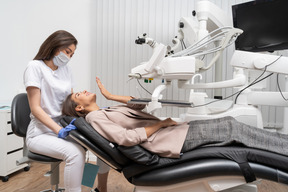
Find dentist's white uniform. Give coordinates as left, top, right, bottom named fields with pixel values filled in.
left=24, top=60, right=86, bottom=192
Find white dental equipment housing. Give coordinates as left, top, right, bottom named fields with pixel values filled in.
left=129, top=0, right=245, bottom=117
left=128, top=1, right=288, bottom=191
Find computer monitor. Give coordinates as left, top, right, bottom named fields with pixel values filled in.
left=232, top=0, right=288, bottom=52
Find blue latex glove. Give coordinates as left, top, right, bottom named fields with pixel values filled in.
left=58, top=118, right=77, bottom=138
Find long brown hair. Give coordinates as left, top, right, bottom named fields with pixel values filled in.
left=62, top=94, right=86, bottom=118
left=34, top=30, right=78, bottom=60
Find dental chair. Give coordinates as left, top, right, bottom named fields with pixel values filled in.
left=61, top=116, right=288, bottom=192
left=11, top=93, right=64, bottom=192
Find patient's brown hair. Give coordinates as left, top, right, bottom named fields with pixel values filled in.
left=62, top=94, right=86, bottom=118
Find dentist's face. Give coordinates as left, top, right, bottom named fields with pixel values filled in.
left=55, top=44, right=76, bottom=58
left=72, top=90, right=96, bottom=107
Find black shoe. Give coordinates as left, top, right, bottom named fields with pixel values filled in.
left=94, top=188, right=100, bottom=192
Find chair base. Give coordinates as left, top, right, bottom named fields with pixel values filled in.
left=41, top=162, right=64, bottom=192
left=40, top=187, right=65, bottom=192
left=134, top=176, right=258, bottom=192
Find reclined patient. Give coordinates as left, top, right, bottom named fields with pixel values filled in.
left=62, top=77, right=288, bottom=192
left=62, top=77, right=288, bottom=158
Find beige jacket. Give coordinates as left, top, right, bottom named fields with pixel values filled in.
left=85, top=104, right=189, bottom=158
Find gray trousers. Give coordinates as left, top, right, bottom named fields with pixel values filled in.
left=181, top=116, right=288, bottom=156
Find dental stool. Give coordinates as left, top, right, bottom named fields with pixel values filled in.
left=11, top=93, right=64, bottom=192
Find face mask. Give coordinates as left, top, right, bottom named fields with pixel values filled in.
left=53, top=51, right=70, bottom=67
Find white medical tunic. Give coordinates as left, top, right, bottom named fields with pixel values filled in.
left=23, top=60, right=73, bottom=138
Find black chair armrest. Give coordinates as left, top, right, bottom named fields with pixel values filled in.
left=118, top=145, right=159, bottom=165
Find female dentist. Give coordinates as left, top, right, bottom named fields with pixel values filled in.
left=23, top=30, right=86, bottom=192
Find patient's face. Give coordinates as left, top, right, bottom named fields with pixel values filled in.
left=72, top=90, right=96, bottom=107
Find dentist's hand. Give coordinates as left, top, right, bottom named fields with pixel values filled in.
left=58, top=118, right=77, bottom=138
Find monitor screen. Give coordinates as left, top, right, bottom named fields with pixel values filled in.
left=232, top=0, right=288, bottom=52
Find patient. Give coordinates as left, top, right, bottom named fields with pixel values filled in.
left=62, top=77, right=288, bottom=191
left=63, top=77, right=288, bottom=158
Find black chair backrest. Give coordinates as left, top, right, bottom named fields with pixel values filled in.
left=11, top=93, right=31, bottom=137
left=61, top=116, right=132, bottom=166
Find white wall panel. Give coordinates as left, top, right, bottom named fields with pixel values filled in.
left=93, top=0, right=287, bottom=130
left=0, top=0, right=93, bottom=103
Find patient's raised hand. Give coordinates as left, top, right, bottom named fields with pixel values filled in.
left=96, top=77, right=112, bottom=100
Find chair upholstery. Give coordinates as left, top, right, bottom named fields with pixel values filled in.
left=11, top=93, right=63, bottom=192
